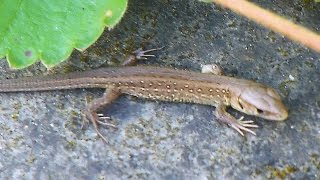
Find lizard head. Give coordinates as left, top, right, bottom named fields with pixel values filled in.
left=230, top=85, right=288, bottom=121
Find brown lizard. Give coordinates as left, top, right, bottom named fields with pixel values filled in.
left=0, top=48, right=288, bottom=142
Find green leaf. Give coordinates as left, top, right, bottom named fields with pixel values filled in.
left=0, top=0, right=127, bottom=69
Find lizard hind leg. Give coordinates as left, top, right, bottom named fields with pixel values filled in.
left=85, top=88, right=121, bottom=143
left=122, top=47, right=164, bottom=66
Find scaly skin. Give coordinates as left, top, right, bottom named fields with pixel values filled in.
left=0, top=48, right=288, bottom=142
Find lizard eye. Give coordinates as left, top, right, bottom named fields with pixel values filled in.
left=257, top=108, right=264, bottom=114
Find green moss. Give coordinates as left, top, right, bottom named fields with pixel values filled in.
left=266, top=165, right=298, bottom=179
left=11, top=113, right=19, bottom=121
left=278, top=80, right=295, bottom=96
left=310, top=153, right=320, bottom=170
left=304, top=61, right=316, bottom=68
left=277, top=47, right=289, bottom=57
left=66, top=140, right=77, bottom=150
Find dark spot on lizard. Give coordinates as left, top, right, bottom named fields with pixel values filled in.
left=257, top=108, right=264, bottom=114
left=239, top=101, right=243, bottom=109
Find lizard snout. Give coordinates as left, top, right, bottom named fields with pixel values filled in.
left=231, top=86, right=288, bottom=121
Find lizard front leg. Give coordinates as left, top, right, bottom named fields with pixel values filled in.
left=201, top=64, right=224, bottom=75
left=85, top=88, right=121, bottom=143
left=202, top=64, right=259, bottom=136
left=215, top=103, right=258, bottom=136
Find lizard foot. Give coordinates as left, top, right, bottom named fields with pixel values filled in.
left=122, top=47, right=164, bottom=66
left=229, top=116, right=259, bottom=136
left=85, top=89, right=121, bottom=143
left=133, top=47, right=164, bottom=59
left=85, top=111, right=109, bottom=143
left=97, top=113, right=118, bottom=129
left=201, top=64, right=224, bottom=75
left=215, top=104, right=259, bottom=136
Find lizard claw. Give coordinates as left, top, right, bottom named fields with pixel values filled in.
left=230, top=116, right=258, bottom=136
left=237, top=116, right=259, bottom=128
left=133, top=47, right=164, bottom=60
left=122, top=47, right=164, bottom=66
left=85, top=111, right=109, bottom=143
left=215, top=105, right=259, bottom=136
left=97, top=113, right=118, bottom=129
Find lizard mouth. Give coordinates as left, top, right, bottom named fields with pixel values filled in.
left=255, top=107, right=288, bottom=121
left=253, top=100, right=288, bottom=121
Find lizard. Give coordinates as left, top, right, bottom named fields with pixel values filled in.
left=0, top=48, right=288, bottom=142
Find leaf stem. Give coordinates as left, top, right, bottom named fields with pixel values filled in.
left=212, top=0, right=320, bottom=53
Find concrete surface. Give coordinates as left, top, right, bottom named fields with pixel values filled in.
left=0, top=0, right=319, bottom=179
